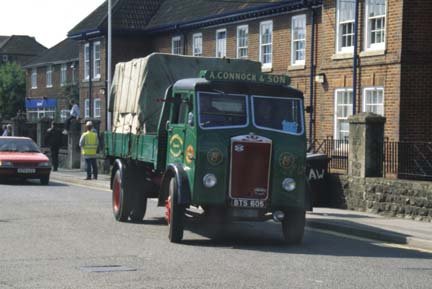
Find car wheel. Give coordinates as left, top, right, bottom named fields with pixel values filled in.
left=40, top=175, right=50, bottom=185
left=112, top=169, right=131, bottom=222
left=282, top=208, right=305, bottom=245
left=166, top=177, right=184, bottom=243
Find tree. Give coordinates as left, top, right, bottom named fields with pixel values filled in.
left=0, top=62, right=25, bottom=120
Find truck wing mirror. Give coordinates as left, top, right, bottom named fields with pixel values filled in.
left=187, top=112, right=194, bottom=127
left=165, top=120, right=172, bottom=132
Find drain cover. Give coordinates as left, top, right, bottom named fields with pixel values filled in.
left=80, top=265, right=137, bottom=273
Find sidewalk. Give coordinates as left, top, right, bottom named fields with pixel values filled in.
left=50, top=169, right=432, bottom=251
left=50, top=168, right=110, bottom=191
left=307, top=208, right=432, bottom=251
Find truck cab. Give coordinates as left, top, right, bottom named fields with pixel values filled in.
left=157, top=72, right=306, bottom=243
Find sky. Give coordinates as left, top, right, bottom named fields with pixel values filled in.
left=0, top=0, right=106, bottom=48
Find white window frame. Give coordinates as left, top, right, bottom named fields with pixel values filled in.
left=84, top=99, right=90, bottom=118
left=363, top=87, right=384, bottom=116
left=236, top=25, right=249, bottom=59
left=215, top=29, right=227, bottom=58
left=93, top=41, right=101, bottom=79
left=26, top=107, right=56, bottom=122
left=60, top=109, right=70, bottom=121
left=336, top=0, right=355, bottom=54
left=365, top=0, right=386, bottom=51
left=259, top=20, right=273, bottom=69
left=46, top=65, right=53, bottom=88
left=60, top=63, right=67, bottom=86
left=31, top=68, right=37, bottom=89
left=291, top=15, right=307, bottom=66
left=334, top=88, right=353, bottom=140
left=94, top=98, right=101, bottom=118
left=171, top=36, right=183, bottom=55
left=192, top=33, right=203, bottom=57
left=84, top=43, right=90, bottom=80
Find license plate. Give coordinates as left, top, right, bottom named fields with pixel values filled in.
left=231, top=199, right=266, bottom=208
left=17, top=168, right=36, bottom=174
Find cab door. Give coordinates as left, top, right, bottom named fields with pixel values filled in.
left=166, top=93, right=189, bottom=164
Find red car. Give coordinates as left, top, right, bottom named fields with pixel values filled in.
left=0, top=137, right=51, bottom=185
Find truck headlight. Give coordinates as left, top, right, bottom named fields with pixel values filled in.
left=203, top=173, right=217, bottom=188
left=0, top=161, right=13, bottom=167
left=282, top=178, right=296, bottom=192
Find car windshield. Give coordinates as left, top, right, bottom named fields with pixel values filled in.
left=0, top=138, right=41, bottom=153
left=198, top=92, right=248, bottom=129
left=252, top=96, right=304, bottom=135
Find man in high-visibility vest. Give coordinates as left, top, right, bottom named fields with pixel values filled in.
left=79, top=121, right=99, bottom=180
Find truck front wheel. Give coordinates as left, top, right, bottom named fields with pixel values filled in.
left=112, top=169, right=130, bottom=222
left=282, top=209, right=305, bottom=245
left=166, top=177, right=184, bottom=243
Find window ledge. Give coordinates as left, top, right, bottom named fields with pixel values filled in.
left=332, top=53, right=354, bottom=60
left=261, top=66, right=273, bottom=73
left=359, top=49, right=386, bottom=58
left=46, top=85, right=53, bottom=88
left=288, top=64, right=306, bottom=71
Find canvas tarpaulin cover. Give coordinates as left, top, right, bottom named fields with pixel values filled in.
left=109, top=53, right=261, bottom=134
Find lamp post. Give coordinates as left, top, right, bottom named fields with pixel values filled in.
left=107, top=0, right=112, bottom=130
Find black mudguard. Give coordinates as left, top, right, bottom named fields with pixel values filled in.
left=158, top=163, right=191, bottom=207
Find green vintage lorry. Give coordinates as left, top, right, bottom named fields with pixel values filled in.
left=106, top=53, right=308, bottom=244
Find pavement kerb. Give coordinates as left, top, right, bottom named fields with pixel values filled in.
left=50, top=174, right=110, bottom=191
left=306, top=220, right=432, bottom=251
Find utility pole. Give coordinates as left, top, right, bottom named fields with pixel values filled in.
left=107, top=0, right=112, bottom=130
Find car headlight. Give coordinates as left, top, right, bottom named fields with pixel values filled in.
left=203, top=173, right=217, bottom=188
left=282, top=178, right=296, bottom=192
left=38, top=162, right=51, bottom=167
left=0, top=161, right=13, bottom=167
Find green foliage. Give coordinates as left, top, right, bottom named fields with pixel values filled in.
left=0, top=62, right=25, bottom=119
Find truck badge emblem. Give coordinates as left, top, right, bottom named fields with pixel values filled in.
left=207, top=148, right=223, bottom=166
left=234, top=144, right=244, bottom=152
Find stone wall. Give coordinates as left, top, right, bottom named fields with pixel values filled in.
left=329, top=175, right=432, bottom=222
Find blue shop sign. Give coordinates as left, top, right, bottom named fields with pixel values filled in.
left=25, top=98, right=57, bottom=109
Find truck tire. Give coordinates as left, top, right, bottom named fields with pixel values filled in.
left=167, top=177, right=184, bottom=243
left=130, top=192, right=147, bottom=222
left=112, top=169, right=131, bottom=222
left=282, top=209, right=305, bottom=245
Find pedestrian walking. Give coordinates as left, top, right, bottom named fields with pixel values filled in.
left=45, top=122, right=62, bottom=171
left=63, top=99, right=80, bottom=134
left=79, top=121, right=99, bottom=180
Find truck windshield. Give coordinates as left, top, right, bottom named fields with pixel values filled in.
left=252, top=95, right=304, bottom=135
left=198, top=92, right=248, bottom=129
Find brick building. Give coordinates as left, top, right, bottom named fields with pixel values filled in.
left=0, top=35, right=46, bottom=66
left=67, top=0, right=163, bottom=131
left=24, top=38, right=79, bottom=122
left=69, top=0, right=432, bottom=142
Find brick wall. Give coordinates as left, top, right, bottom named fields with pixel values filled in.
left=78, top=35, right=152, bottom=131
left=399, top=0, right=432, bottom=142
left=25, top=61, right=78, bottom=121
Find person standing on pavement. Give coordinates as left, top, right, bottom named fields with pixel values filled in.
left=45, top=122, right=62, bottom=171
left=79, top=121, right=99, bottom=180
left=63, top=99, right=80, bottom=134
